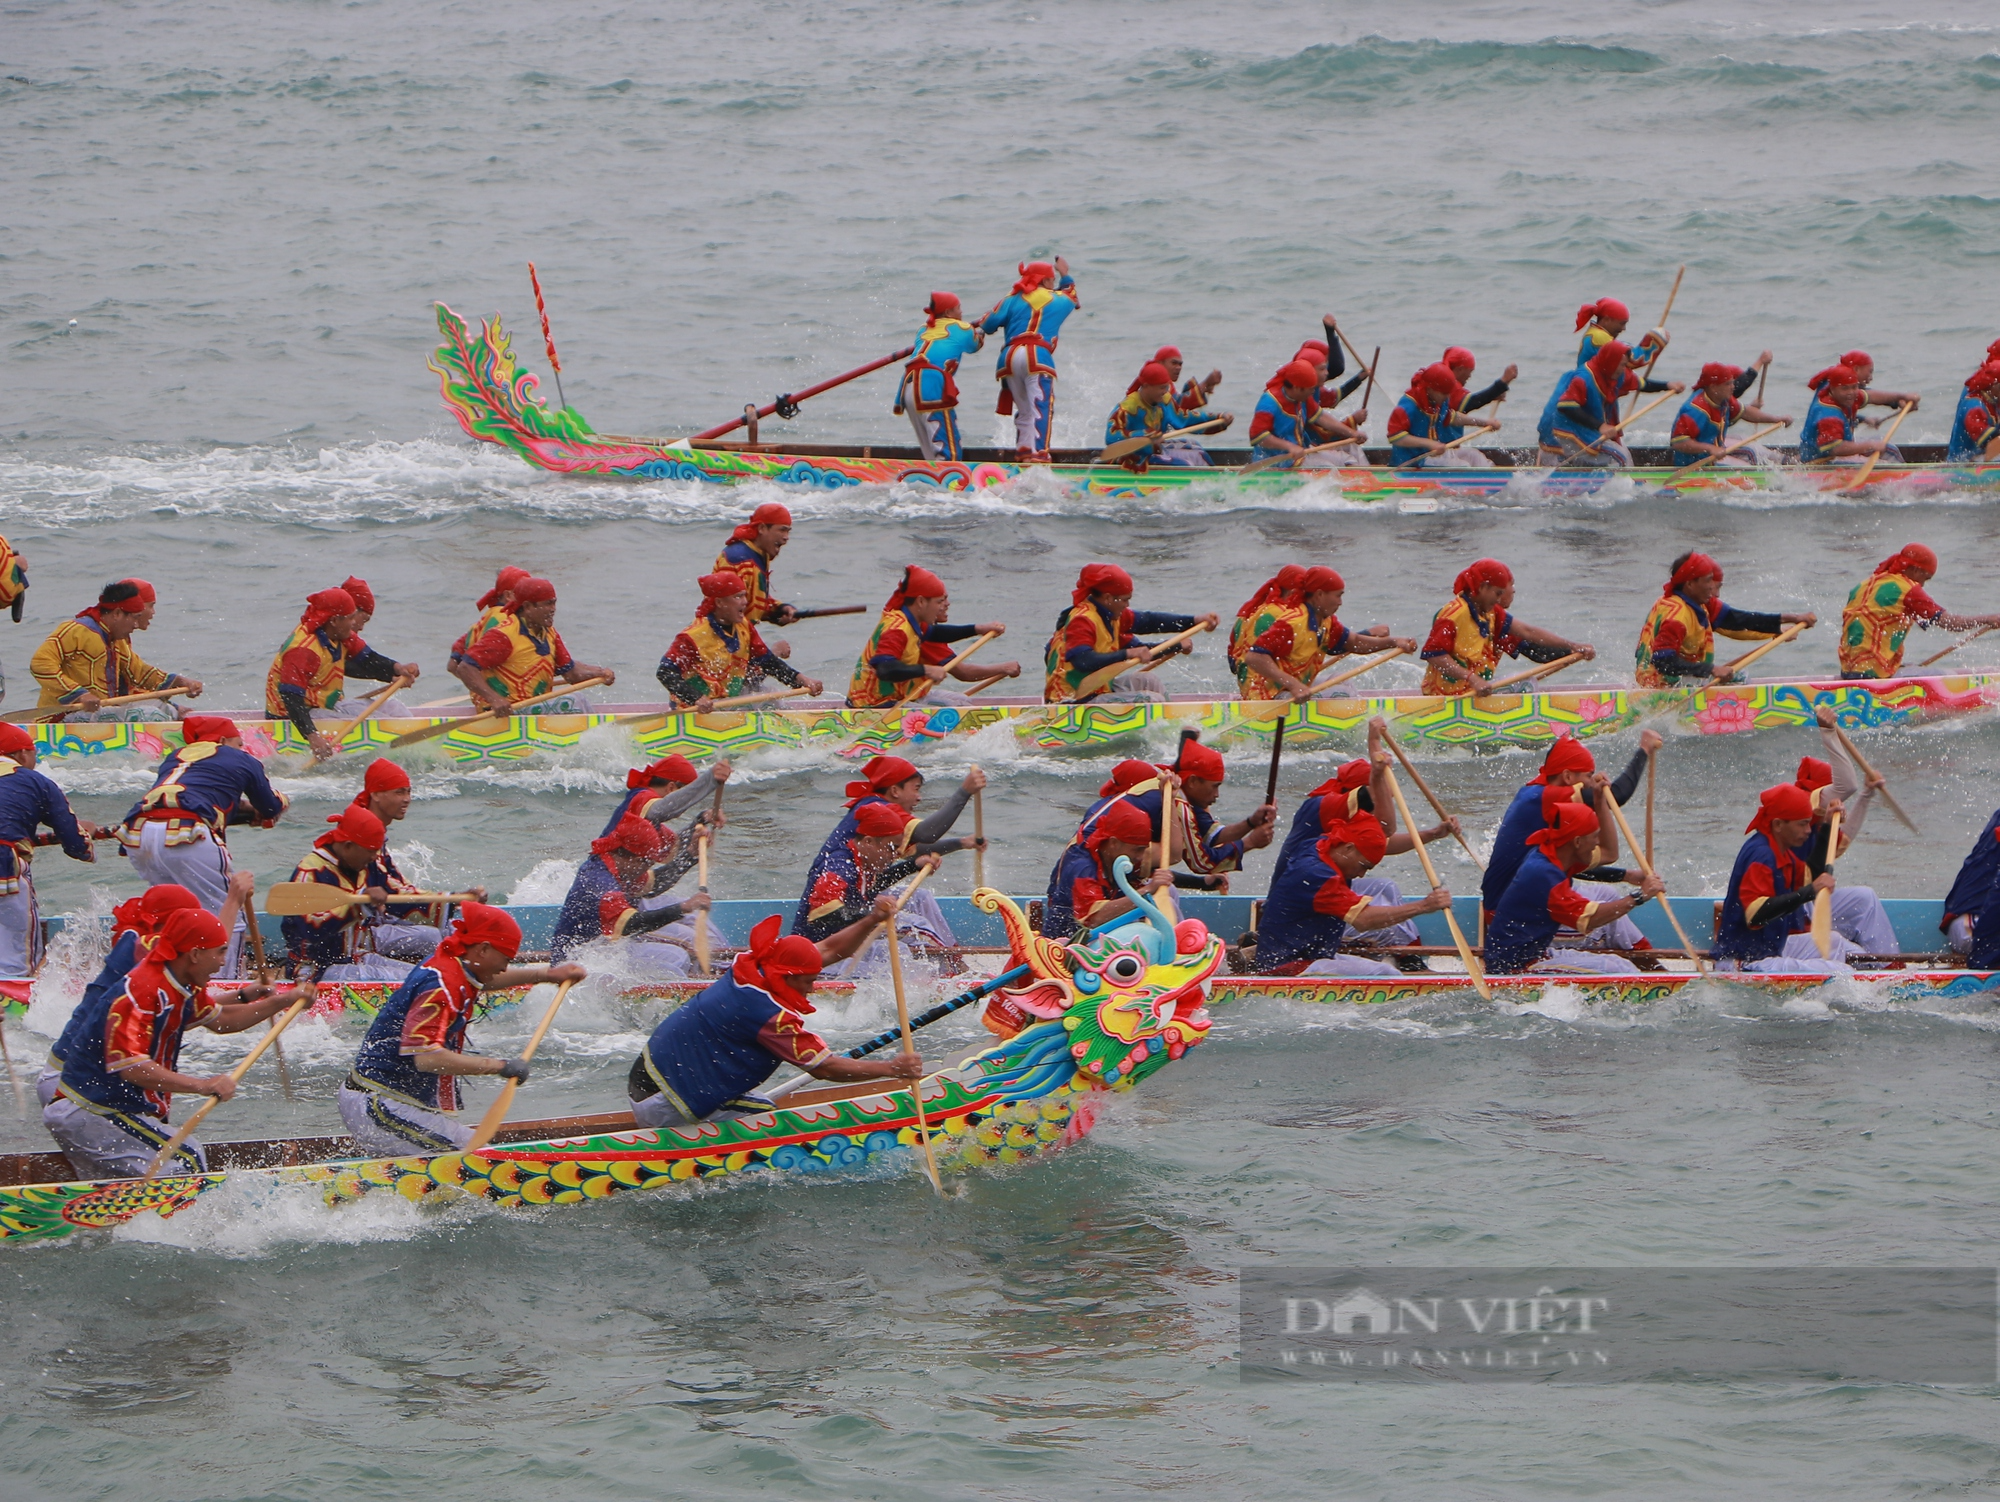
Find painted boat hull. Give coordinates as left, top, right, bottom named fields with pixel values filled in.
left=1206, top=969, right=2000, bottom=1008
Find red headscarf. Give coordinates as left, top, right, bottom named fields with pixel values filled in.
left=728, top=502, right=792, bottom=545
left=1176, top=741, right=1225, bottom=782
left=844, top=754, right=919, bottom=806
left=111, top=884, right=201, bottom=942
left=1086, top=797, right=1153, bottom=852
left=1874, top=543, right=1938, bottom=579
left=1842, top=350, right=1874, bottom=375
left=1796, top=757, right=1833, bottom=794
left=1526, top=801, right=1601, bottom=869
left=1289, top=565, right=1343, bottom=603
left=440, top=902, right=522, bottom=961
left=1575, top=298, right=1629, bottom=330
left=476, top=566, right=530, bottom=610
left=1807, top=363, right=1859, bottom=393
left=1099, top=759, right=1161, bottom=796
left=1276, top=359, right=1320, bottom=394
left=1073, top=563, right=1133, bottom=607
left=1237, top=566, right=1306, bottom=619
left=1012, top=261, right=1056, bottom=296
left=362, top=758, right=411, bottom=797
left=153, top=908, right=229, bottom=962
left=1306, top=758, right=1373, bottom=807
left=1136, top=361, right=1173, bottom=389
left=1697, top=362, right=1742, bottom=388
left=1454, top=559, right=1513, bottom=597
left=592, top=814, right=665, bottom=862
left=79, top=579, right=154, bottom=625
left=1410, top=362, right=1459, bottom=412
left=696, top=570, right=746, bottom=618
left=1967, top=362, right=2000, bottom=397
left=853, top=801, right=912, bottom=841
left=181, top=715, right=240, bottom=744
left=1154, top=345, right=1182, bottom=363
left=1532, top=734, right=1595, bottom=785
left=1584, top=339, right=1633, bottom=395
left=1666, top=553, right=1723, bottom=596
left=733, top=913, right=823, bottom=1011
left=511, top=577, right=556, bottom=610
left=341, top=577, right=376, bottom=615
left=627, top=754, right=697, bottom=791
left=1320, top=811, right=1387, bottom=865
left=300, top=587, right=357, bottom=633
left=1747, top=783, right=1814, bottom=840
left=0, top=723, right=33, bottom=757
left=924, top=291, right=961, bottom=323
left=884, top=566, right=947, bottom=611
left=1443, top=346, right=1476, bottom=378
left=316, top=805, right=386, bottom=853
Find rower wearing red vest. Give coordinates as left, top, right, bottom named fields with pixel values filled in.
left=714, top=503, right=798, bottom=626
left=1838, top=543, right=2000, bottom=680
left=1668, top=363, right=1793, bottom=469
left=1238, top=566, right=1412, bottom=701
left=1419, top=559, right=1593, bottom=696
left=1800, top=353, right=1921, bottom=464
left=846, top=566, right=1016, bottom=709
left=660, top=573, right=822, bottom=710
left=1043, top=563, right=1215, bottom=704
left=451, top=576, right=613, bottom=714
left=265, top=585, right=421, bottom=761
left=1633, top=552, right=1814, bottom=687
left=895, top=292, right=984, bottom=463
left=1386, top=364, right=1502, bottom=471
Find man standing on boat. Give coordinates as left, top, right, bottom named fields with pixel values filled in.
left=1236, top=566, right=1413, bottom=701
left=452, top=576, right=614, bottom=713
left=895, top=293, right=984, bottom=463
left=1947, top=361, right=2000, bottom=462
left=1837, top=543, right=2000, bottom=680
left=714, top=502, right=799, bottom=627
left=0, top=721, right=98, bottom=980
left=1255, top=810, right=1452, bottom=977
left=659, top=573, right=822, bottom=709
left=1667, top=363, right=1792, bottom=468
left=1419, top=559, right=1594, bottom=696
left=1633, top=552, right=1815, bottom=687
left=340, top=904, right=585, bottom=1157
left=29, top=579, right=204, bottom=722
left=846, top=566, right=1017, bottom=708
left=1045, top=563, right=1216, bottom=704
left=979, top=258, right=1080, bottom=462
left=1713, top=785, right=1851, bottom=973
left=1485, top=802, right=1663, bottom=975
left=264, top=584, right=421, bottom=761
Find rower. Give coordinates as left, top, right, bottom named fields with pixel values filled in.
left=0, top=532, right=26, bottom=621
left=1713, top=785, right=1848, bottom=973
left=1945, top=807, right=2000, bottom=960
left=340, top=905, right=583, bottom=1157
left=1228, top=566, right=1305, bottom=682
left=351, top=757, right=479, bottom=964
left=1535, top=341, right=1683, bottom=468
left=1300, top=317, right=1369, bottom=407
left=0, top=721, right=98, bottom=980
left=1573, top=297, right=1632, bottom=367
left=1385, top=364, right=1501, bottom=470
left=1668, top=362, right=1792, bottom=468
left=894, top=292, right=984, bottom=462
left=1255, top=811, right=1451, bottom=977
left=793, top=804, right=950, bottom=971
left=550, top=813, right=713, bottom=979
left=658, top=572, right=823, bottom=709
left=451, top=576, right=614, bottom=713
left=1043, top=798, right=1174, bottom=940
left=1947, top=361, right=2000, bottom=462
left=1044, top=563, right=1217, bottom=704
left=626, top=911, right=919, bottom=1130
left=1249, top=359, right=1367, bottom=469
left=1799, top=359, right=1918, bottom=464
left=603, top=752, right=729, bottom=837
left=29, top=579, right=203, bottom=722
left=1142, top=345, right=1227, bottom=465
left=279, top=805, right=413, bottom=983
left=714, top=502, right=798, bottom=627
left=41, top=909, right=306, bottom=1179
left=1479, top=732, right=1662, bottom=962
left=115, top=716, right=289, bottom=966
left=1419, top=559, right=1594, bottom=696
left=846, top=565, right=1017, bottom=709
left=1437, top=346, right=1516, bottom=467
left=1103, top=361, right=1229, bottom=473
left=1634, top=552, right=1816, bottom=687
left=1792, top=751, right=1899, bottom=958
left=1238, top=565, right=1413, bottom=701
left=1485, top=802, right=1663, bottom=975
left=1838, top=543, right=2000, bottom=680
left=978, top=257, right=1081, bottom=462
left=449, top=566, right=528, bottom=675
left=265, top=585, right=422, bottom=760
left=1113, top=741, right=1273, bottom=893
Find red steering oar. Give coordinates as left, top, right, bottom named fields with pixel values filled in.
left=692, top=348, right=915, bottom=442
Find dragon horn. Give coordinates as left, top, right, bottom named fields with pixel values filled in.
left=972, top=887, right=1074, bottom=984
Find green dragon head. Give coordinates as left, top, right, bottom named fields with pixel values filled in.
left=973, top=857, right=1219, bottom=1089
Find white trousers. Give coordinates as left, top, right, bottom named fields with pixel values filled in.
left=1002, top=347, right=1055, bottom=454
left=337, top=1083, right=470, bottom=1158
left=1551, top=880, right=1646, bottom=953
left=1418, top=446, right=1494, bottom=469
left=319, top=953, right=415, bottom=984
left=313, top=694, right=414, bottom=722
left=1300, top=953, right=1400, bottom=977
left=1828, top=886, right=1898, bottom=955
left=1529, top=950, right=1642, bottom=975
left=1947, top=916, right=1974, bottom=955
left=0, top=871, right=38, bottom=981
left=842, top=888, right=957, bottom=979
left=1093, top=670, right=1167, bottom=704
left=370, top=922, right=442, bottom=962
left=1346, top=876, right=1417, bottom=947
left=43, top=1092, right=204, bottom=1178
left=126, top=821, right=246, bottom=978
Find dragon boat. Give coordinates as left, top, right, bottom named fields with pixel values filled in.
left=1207, top=969, right=2000, bottom=1009
left=0, top=881, right=1220, bottom=1248
left=430, top=303, right=2000, bottom=502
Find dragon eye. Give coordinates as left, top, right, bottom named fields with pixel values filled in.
left=1104, top=953, right=1144, bottom=984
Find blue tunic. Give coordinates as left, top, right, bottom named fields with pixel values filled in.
left=1714, top=832, right=1811, bottom=964
left=1484, top=849, right=1578, bottom=974
left=50, top=930, right=143, bottom=1067
left=121, top=743, right=285, bottom=835
left=1798, top=391, right=1855, bottom=464
left=978, top=279, right=1078, bottom=375
left=1481, top=783, right=1558, bottom=913
left=636, top=972, right=829, bottom=1121
left=898, top=319, right=983, bottom=411
left=1255, top=846, right=1364, bottom=973
left=1538, top=366, right=1620, bottom=450
left=350, top=961, right=476, bottom=1111
left=1947, top=388, right=1997, bottom=462
left=1944, top=811, right=2000, bottom=925
left=1387, top=393, right=1446, bottom=468
left=1043, top=842, right=1112, bottom=940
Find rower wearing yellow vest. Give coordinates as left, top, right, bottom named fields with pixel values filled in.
left=264, top=585, right=422, bottom=760
left=1634, top=553, right=1815, bottom=687
left=1238, top=566, right=1413, bottom=701
left=1419, top=559, right=1594, bottom=696
left=846, top=566, right=1017, bottom=708
left=448, top=566, right=527, bottom=674
left=1044, top=563, right=1215, bottom=705
left=659, top=573, right=822, bottom=711
left=29, top=579, right=203, bottom=722
left=714, top=503, right=798, bottom=627
left=449, top=576, right=614, bottom=712
left=1839, top=543, right=2000, bottom=680
left=0, top=533, right=27, bottom=624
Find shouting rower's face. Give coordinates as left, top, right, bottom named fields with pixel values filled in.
left=181, top=943, right=228, bottom=989
left=368, top=787, right=412, bottom=822
left=519, top=599, right=557, bottom=632
left=1163, top=357, right=1184, bottom=382
left=712, top=592, right=749, bottom=626
left=755, top=523, right=792, bottom=557
left=885, top=775, right=924, bottom=812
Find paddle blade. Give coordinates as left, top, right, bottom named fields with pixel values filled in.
left=1811, top=890, right=1834, bottom=959
left=262, top=882, right=363, bottom=917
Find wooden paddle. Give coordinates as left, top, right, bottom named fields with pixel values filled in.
left=145, top=990, right=313, bottom=1177
left=1644, top=749, right=1656, bottom=870
left=1264, top=716, right=1285, bottom=808
left=1099, top=416, right=1228, bottom=464
left=1919, top=622, right=1998, bottom=668
left=1381, top=764, right=1488, bottom=1000
left=1433, top=407, right=1505, bottom=454
left=1381, top=728, right=1484, bottom=869
left=1073, top=621, right=1214, bottom=700
left=1157, top=773, right=1179, bottom=921
left=1299, top=646, right=1407, bottom=700
left=388, top=676, right=610, bottom=748
left=464, top=978, right=578, bottom=1153
left=1553, top=389, right=1680, bottom=469
left=972, top=770, right=986, bottom=891
left=263, top=883, right=480, bottom=918
left=1672, top=421, right=1788, bottom=477
left=1239, top=436, right=1367, bottom=477
left=693, top=828, right=712, bottom=977
left=343, top=675, right=413, bottom=729
left=788, top=606, right=868, bottom=621
left=1627, top=263, right=1685, bottom=415
left=1811, top=812, right=1841, bottom=958
left=8, top=686, right=185, bottom=725
left=1839, top=401, right=1914, bottom=492
left=1830, top=724, right=1918, bottom=834
left=239, top=901, right=294, bottom=1101
left=1602, top=791, right=1709, bottom=975
left=1478, top=652, right=1583, bottom=696
left=883, top=904, right=943, bottom=1195
left=1713, top=621, right=1806, bottom=681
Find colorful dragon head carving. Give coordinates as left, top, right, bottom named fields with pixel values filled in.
left=973, top=857, right=1219, bottom=1090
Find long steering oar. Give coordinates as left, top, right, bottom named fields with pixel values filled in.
left=263, top=884, right=482, bottom=918
left=1298, top=647, right=1407, bottom=701
left=882, top=865, right=944, bottom=1194
left=1829, top=723, right=1917, bottom=834
left=1602, top=789, right=1709, bottom=974
left=389, top=677, right=611, bottom=748
left=1099, top=416, right=1228, bottom=465
left=1627, top=263, right=1685, bottom=416
left=1839, top=402, right=1915, bottom=493
left=1554, top=389, right=1680, bottom=470
left=145, top=986, right=314, bottom=1177
left=691, top=346, right=916, bottom=443
left=1479, top=652, right=1584, bottom=696
left=1381, top=728, right=1484, bottom=870
left=1918, top=622, right=1998, bottom=669
left=1811, top=812, right=1841, bottom=959
left=1381, top=764, right=1488, bottom=999
left=464, top=977, right=579, bottom=1153
left=1073, top=621, right=1214, bottom=701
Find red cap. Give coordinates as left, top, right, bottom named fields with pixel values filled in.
left=728, top=501, right=793, bottom=544
left=442, top=902, right=522, bottom=961
left=1086, top=798, right=1153, bottom=851
left=1278, top=359, right=1320, bottom=391
left=153, top=908, right=229, bottom=962
left=341, top=577, right=376, bottom=614
left=1808, top=364, right=1859, bottom=392
left=1876, top=543, right=1938, bottom=579
left=1177, top=742, right=1225, bottom=782
left=0, top=723, right=33, bottom=757
left=1666, top=553, right=1723, bottom=596
left=1238, top=566, right=1305, bottom=619
left=1575, top=298, right=1629, bottom=330
left=181, top=716, right=241, bottom=745
left=592, top=814, right=665, bottom=862
left=1532, top=734, right=1595, bottom=785
left=1748, top=783, right=1814, bottom=838
left=1154, top=345, right=1182, bottom=363
left=301, top=587, right=357, bottom=633
left=1967, top=361, right=2000, bottom=397
left=1012, top=261, right=1057, bottom=296
left=627, top=754, right=697, bottom=791
left=1697, top=362, right=1742, bottom=387
left=1320, top=811, right=1387, bottom=865
left=1098, top=759, right=1160, bottom=797
left=733, top=914, right=823, bottom=1011
left=477, top=566, right=530, bottom=610
left=362, top=758, right=411, bottom=796
left=1295, top=565, right=1344, bottom=599
left=844, top=754, right=920, bottom=807
left=1842, top=350, right=1873, bottom=373
left=512, top=577, right=556, bottom=607
left=1138, top=361, right=1173, bottom=387
left=1074, top=563, right=1134, bottom=606
left=698, top=572, right=745, bottom=599
left=1527, top=801, right=1601, bottom=865
left=1796, top=757, right=1833, bottom=793
left=1443, top=346, right=1476, bottom=376
left=925, top=291, right=961, bottom=318
left=885, top=566, right=946, bottom=610
left=317, top=805, right=387, bottom=853
left=853, top=801, right=912, bottom=840
left=1453, top=559, right=1513, bottom=596
left=111, top=884, right=202, bottom=941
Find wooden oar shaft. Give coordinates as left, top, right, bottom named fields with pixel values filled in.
left=787, top=606, right=868, bottom=620
left=1382, top=731, right=1484, bottom=869
left=1628, top=264, right=1685, bottom=411
left=343, top=675, right=414, bottom=730
left=884, top=910, right=943, bottom=1194
left=388, top=677, right=610, bottom=747
left=1099, top=415, right=1227, bottom=463
left=1831, top=724, right=1918, bottom=834
left=145, top=993, right=312, bottom=1176
left=1811, top=812, right=1840, bottom=958
left=1157, top=775, right=1178, bottom=922
left=1674, top=421, right=1787, bottom=476
left=690, top=346, right=916, bottom=442
left=1602, top=792, right=1708, bottom=974
left=1436, top=402, right=1505, bottom=452
left=1075, top=621, right=1212, bottom=699
left=1558, top=389, right=1679, bottom=466
left=1478, top=652, right=1583, bottom=695
left=1840, top=401, right=1914, bottom=491
left=1381, top=765, right=1488, bottom=999
left=1715, top=621, right=1806, bottom=679
left=1303, top=647, right=1406, bottom=699
left=263, top=884, right=478, bottom=917
left=1918, top=622, right=1997, bottom=668
left=465, top=977, right=578, bottom=1152
left=13, top=686, right=184, bottom=724
left=694, top=830, right=712, bottom=978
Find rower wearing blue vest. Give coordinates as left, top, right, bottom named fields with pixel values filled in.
left=600, top=753, right=725, bottom=837
left=1249, top=359, right=1367, bottom=468
left=1104, top=360, right=1226, bottom=472
left=895, top=292, right=985, bottom=463
left=1947, top=361, right=2000, bottom=462
left=1255, top=811, right=1449, bottom=977
left=1386, top=363, right=1501, bottom=469
left=1536, top=341, right=1683, bottom=468
left=1942, top=807, right=2000, bottom=957
left=1134, top=345, right=1228, bottom=465
left=626, top=912, right=919, bottom=1129
left=0, top=721, right=97, bottom=980
left=1430, top=347, right=1517, bottom=467
left=979, top=258, right=1080, bottom=461
left=1668, top=362, right=1793, bottom=467
left=1485, top=802, right=1661, bottom=975
left=1572, top=297, right=1631, bottom=368
left=1713, top=785, right=1849, bottom=973
left=1800, top=352, right=1921, bottom=464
